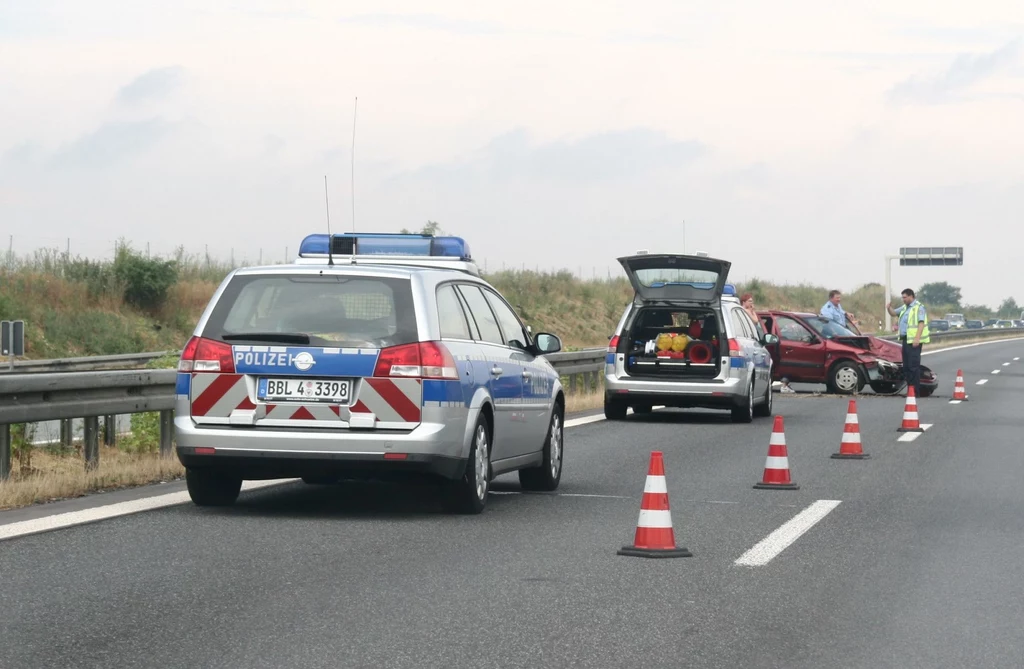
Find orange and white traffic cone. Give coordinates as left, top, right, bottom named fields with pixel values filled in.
left=831, top=399, right=869, bottom=459
left=618, top=451, right=693, bottom=558
left=754, top=415, right=800, bottom=489
left=952, top=369, right=969, bottom=401
left=897, top=385, right=924, bottom=432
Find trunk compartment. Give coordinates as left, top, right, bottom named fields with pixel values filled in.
left=620, top=306, right=723, bottom=379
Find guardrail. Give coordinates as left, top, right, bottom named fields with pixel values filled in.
left=0, top=350, right=606, bottom=479
left=0, top=351, right=177, bottom=374
left=2, top=328, right=1020, bottom=480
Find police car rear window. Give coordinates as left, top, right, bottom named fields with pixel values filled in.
left=203, top=274, right=418, bottom=348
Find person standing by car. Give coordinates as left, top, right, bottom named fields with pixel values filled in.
left=820, top=290, right=857, bottom=327
left=741, top=293, right=758, bottom=322
left=886, top=288, right=929, bottom=397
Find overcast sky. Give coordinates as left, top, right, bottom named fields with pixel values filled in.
left=2, top=1, right=1022, bottom=308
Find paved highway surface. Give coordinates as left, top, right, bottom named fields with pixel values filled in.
left=2, top=338, right=1022, bottom=668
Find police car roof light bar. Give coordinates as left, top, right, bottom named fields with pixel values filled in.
left=298, top=232, right=473, bottom=262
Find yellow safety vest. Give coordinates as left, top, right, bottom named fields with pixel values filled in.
left=899, top=302, right=930, bottom=344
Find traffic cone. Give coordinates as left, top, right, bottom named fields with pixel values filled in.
left=897, top=385, right=924, bottom=432
left=831, top=399, right=870, bottom=459
left=618, top=451, right=693, bottom=558
left=754, top=415, right=800, bottom=490
left=952, top=369, right=969, bottom=401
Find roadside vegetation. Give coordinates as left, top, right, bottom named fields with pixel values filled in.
left=0, top=228, right=1017, bottom=507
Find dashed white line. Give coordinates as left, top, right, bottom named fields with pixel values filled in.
left=977, top=379, right=989, bottom=385
left=897, top=423, right=933, bottom=442
left=1015, top=357, right=1020, bottom=361
left=948, top=400, right=962, bottom=404
left=735, top=500, right=842, bottom=567
left=992, top=370, right=1001, bottom=375
left=1003, top=362, right=1011, bottom=367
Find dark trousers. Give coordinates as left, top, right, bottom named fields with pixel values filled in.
left=901, top=341, right=922, bottom=396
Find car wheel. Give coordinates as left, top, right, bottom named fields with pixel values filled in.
left=519, top=405, right=564, bottom=491
left=731, top=378, right=754, bottom=423
left=869, top=381, right=903, bottom=395
left=604, top=396, right=627, bottom=420
left=918, top=387, right=935, bottom=398
left=828, top=361, right=864, bottom=395
left=444, top=415, right=491, bottom=514
left=754, top=376, right=773, bottom=417
left=632, top=404, right=652, bottom=415
left=186, top=468, right=242, bottom=507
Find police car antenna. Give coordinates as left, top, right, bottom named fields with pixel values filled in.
left=323, top=175, right=335, bottom=266
left=351, top=96, right=357, bottom=232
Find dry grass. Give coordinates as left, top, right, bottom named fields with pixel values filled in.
left=0, top=448, right=184, bottom=511
left=566, top=389, right=605, bottom=414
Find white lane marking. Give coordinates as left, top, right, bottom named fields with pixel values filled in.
left=564, top=415, right=605, bottom=428
left=734, top=500, right=842, bottom=567
left=1015, top=357, right=1020, bottom=361
left=948, top=400, right=961, bottom=404
left=977, top=379, right=989, bottom=385
left=489, top=491, right=630, bottom=499
left=1004, top=362, right=1011, bottom=366
left=992, top=370, right=1001, bottom=375
left=0, top=479, right=293, bottom=543
left=897, top=423, right=933, bottom=442
left=921, top=336, right=1024, bottom=356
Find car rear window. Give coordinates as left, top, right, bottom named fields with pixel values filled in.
left=634, top=268, right=719, bottom=290
left=203, top=274, right=418, bottom=348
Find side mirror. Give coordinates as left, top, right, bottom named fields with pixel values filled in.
left=762, top=333, right=779, bottom=346
left=534, top=333, right=562, bottom=355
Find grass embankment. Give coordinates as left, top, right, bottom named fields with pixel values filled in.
left=0, top=246, right=997, bottom=508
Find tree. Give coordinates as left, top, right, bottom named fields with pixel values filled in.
left=918, top=281, right=962, bottom=308
left=998, top=297, right=1020, bottom=319
left=400, top=221, right=445, bottom=235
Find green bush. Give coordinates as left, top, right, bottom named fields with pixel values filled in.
left=113, top=245, right=178, bottom=311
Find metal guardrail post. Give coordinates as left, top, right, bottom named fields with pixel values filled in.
left=60, top=418, right=73, bottom=447
left=159, top=410, right=174, bottom=457
left=104, top=415, right=116, bottom=446
left=0, top=424, right=11, bottom=480
left=83, top=416, right=99, bottom=471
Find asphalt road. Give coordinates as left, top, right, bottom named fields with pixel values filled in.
left=1, top=338, right=1022, bottom=668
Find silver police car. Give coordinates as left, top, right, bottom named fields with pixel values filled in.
left=604, top=253, right=778, bottom=422
left=175, top=232, right=565, bottom=514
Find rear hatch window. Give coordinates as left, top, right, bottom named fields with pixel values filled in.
left=209, top=274, right=417, bottom=349
left=617, top=254, right=731, bottom=303
left=183, top=273, right=425, bottom=430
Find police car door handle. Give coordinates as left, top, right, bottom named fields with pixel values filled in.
left=521, top=370, right=532, bottom=379
left=490, top=366, right=503, bottom=376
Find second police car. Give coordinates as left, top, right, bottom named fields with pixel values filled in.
left=174, top=232, right=565, bottom=514
left=604, top=252, right=778, bottom=422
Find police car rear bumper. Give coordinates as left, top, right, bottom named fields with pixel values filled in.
left=174, top=416, right=470, bottom=480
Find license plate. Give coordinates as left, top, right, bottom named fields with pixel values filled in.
left=257, top=378, right=352, bottom=404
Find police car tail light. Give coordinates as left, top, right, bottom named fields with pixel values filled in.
left=607, top=335, right=619, bottom=353
left=419, top=342, right=459, bottom=379
left=374, top=342, right=457, bottom=379
left=179, top=336, right=235, bottom=373
left=728, top=338, right=742, bottom=357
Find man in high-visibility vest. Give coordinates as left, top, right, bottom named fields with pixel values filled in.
left=886, top=288, right=929, bottom=397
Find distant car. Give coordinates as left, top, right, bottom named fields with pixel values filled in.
left=174, top=231, right=566, bottom=514
left=997, top=320, right=1014, bottom=328
left=757, top=310, right=937, bottom=396
left=984, top=319, right=1000, bottom=328
left=604, top=253, right=778, bottom=423
left=944, top=314, right=966, bottom=329
left=930, top=319, right=950, bottom=332
left=966, top=320, right=984, bottom=329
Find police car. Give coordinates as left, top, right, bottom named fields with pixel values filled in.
left=174, top=232, right=565, bottom=514
left=604, top=253, right=778, bottom=422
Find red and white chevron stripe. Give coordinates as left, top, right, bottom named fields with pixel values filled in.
left=189, top=374, right=422, bottom=426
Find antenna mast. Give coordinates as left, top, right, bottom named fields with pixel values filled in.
left=324, top=175, right=335, bottom=266
left=351, top=96, right=358, bottom=232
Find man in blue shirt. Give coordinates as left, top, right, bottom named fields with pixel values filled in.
left=820, top=290, right=857, bottom=328
left=886, top=288, right=929, bottom=397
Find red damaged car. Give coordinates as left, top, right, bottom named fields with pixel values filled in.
left=756, top=310, right=938, bottom=396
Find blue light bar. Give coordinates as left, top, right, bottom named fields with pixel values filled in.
left=298, top=232, right=472, bottom=260
left=723, top=284, right=736, bottom=296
